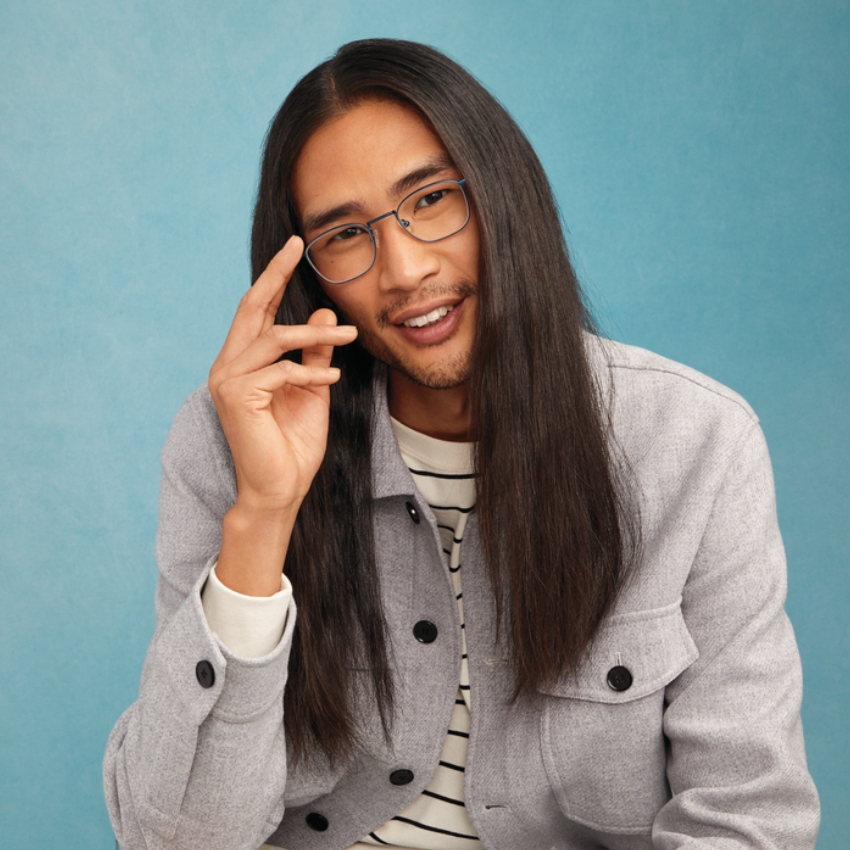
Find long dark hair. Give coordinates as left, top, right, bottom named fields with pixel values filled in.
left=252, top=39, right=637, bottom=765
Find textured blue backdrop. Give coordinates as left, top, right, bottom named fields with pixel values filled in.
left=1, top=1, right=847, bottom=847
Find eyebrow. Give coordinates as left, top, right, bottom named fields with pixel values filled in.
left=300, top=154, right=458, bottom=237
left=301, top=202, right=365, bottom=237
left=389, top=154, right=457, bottom=199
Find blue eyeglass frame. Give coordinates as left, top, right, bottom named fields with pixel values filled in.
left=303, top=178, right=469, bottom=285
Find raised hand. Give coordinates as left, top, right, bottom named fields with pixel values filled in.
left=208, top=236, right=357, bottom=595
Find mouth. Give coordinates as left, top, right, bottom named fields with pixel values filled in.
left=377, top=281, right=476, bottom=331
left=391, top=298, right=466, bottom=347
left=401, top=304, right=454, bottom=328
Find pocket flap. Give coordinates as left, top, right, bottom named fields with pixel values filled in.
left=539, top=599, right=698, bottom=704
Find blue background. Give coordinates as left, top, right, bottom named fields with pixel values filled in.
left=1, top=1, right=847, bottom=847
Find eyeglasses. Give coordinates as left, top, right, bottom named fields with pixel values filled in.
left=303, top=178, right=469, bottom=285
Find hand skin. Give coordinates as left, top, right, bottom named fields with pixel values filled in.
left=208, top=236, right=358, bottom=596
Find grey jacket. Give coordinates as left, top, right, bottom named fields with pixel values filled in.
left=104, top=338, right=819, bottom=850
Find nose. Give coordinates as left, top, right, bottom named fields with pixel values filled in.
left=371, top=215, right=441, bottom=293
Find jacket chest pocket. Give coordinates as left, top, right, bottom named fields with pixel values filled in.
left=539, top=601, right=698, bottom=834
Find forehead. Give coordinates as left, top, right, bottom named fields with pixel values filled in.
left=292, top=99, right=453, bottom=221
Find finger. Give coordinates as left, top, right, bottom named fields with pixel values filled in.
left=302, top=308, right=358, bottom=370
left=214, top=323, right=357, bottom=382
left=214, top=236, right=304, bottom=367
left=229, top=359, right=343, bottom=398
left=251, top=236, right=305, bottom=329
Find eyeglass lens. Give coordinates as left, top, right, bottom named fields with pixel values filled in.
left=306, top=180, right=469, bottom=284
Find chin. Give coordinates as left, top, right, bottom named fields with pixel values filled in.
left=355, top=325, right=472, bottom=391
left=388, top=352, right=472, bottom=390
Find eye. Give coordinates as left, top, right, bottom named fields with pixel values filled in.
left=415, top=189, right=449, bottom=210
left=330, top=225, right=367, bottom=243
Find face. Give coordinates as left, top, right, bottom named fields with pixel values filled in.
left=292, top=99, right=480, bottom=391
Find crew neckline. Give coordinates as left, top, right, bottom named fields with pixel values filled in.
left=390, top=416, right=474, bottom=473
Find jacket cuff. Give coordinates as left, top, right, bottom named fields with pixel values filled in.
left=150, top=555, right=296, bottom=727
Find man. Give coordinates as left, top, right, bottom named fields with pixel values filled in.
left=105, top=39, right=819, bottom=849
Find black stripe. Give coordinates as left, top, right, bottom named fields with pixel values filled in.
left=449, top=563, right=462, bottom=573
left=429, top=503, right=475, bottom=513
left=456, top=592, right=463, bottom=600
left=439, top=759, right=465, bottom=772
left=408, top=468, right=475, bottom=480
left=368, top=832, right=391, bottom=845
left=391, top=816, right=478, bottom=840
left=455, top=698, right=465, bottom=705
left=459, top=684, right=470, bottom=690
left=447, top=729, right=470, bottom=738
left=436, top=525, right=465, bottom=544
left=421, top=789, right=466, bottom=806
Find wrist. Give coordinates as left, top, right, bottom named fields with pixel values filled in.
left=217, top=501, right=299, bottom=596
left=230, top=479, right=306, bottom=516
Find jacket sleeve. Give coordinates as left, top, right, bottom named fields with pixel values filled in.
left=654, top=420, right=820, bottom=848
left=103, top=388, right=295, bottom=850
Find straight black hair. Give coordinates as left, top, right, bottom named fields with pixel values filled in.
left=252, top=38, right=637, bottom=764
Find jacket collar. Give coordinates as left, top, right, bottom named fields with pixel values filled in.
left=369, top=365, right=418, bottom=500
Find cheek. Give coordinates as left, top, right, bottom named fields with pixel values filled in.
left=319, top=286, right=371, bottom=328
left=319, top=281, right=352, bottom=316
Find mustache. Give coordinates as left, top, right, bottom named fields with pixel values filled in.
left=375, top=280, right=477, bottom=329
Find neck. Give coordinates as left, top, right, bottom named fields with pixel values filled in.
left=387, top=370, right=472, bottom=441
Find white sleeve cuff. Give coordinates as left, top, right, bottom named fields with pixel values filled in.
left=201, top=563, right=292, bottom=658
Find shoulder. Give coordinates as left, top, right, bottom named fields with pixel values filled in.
left=584, top=340, right=784, bottom=617
left=584, top=337, right=773, bottom=544
left=586, top=335, right=760, bottom=453
left=587, top=335, right=757, bottom=420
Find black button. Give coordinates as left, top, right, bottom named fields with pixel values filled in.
left=413, top=620, right=438, bottom=643
left=390, top=768, right=415, bottom=786
left=195, top=660, right=215, bottom=689
left=405, top=501, right=420, bottom=524
left=607, top=665, right=633, bottom=692
left=306, top=812, right=329, bottom=832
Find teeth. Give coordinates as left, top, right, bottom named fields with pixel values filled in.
left=403, top=305, right=452, bottom=328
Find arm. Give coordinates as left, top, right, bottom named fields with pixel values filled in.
left=655, top=421, right=820, bottom=848
left=208, top=237, right=356, bottom=597
left=104, top=238, right=358, bottom=849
